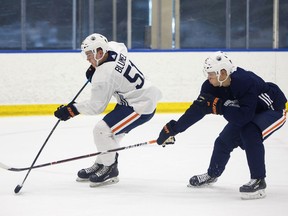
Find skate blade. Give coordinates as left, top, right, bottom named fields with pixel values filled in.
left=76, top=177, right=90, bottom=182
left=89, top=177, right=119, bottom=188
left=187, top=184, right=212, bottom=188
left=240, top=189, right=266, bottom=200
left=187, top=182, right=217, bottom=188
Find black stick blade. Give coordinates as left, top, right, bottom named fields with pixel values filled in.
left=14, top=184, right=22, bottom=194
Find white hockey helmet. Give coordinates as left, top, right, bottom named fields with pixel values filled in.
left=81, top=33, right=109, bottom=58
left=203, top=51, right=235, bottom=77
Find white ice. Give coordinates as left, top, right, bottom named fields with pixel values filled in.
left=1, top=114, right=288, bottom=216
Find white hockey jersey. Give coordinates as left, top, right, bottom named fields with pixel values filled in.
left=75, top=42, right=162, bottom=115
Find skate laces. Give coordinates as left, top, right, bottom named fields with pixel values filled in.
left=84, top=163, right=100, bottom=174
left=244, top=179, right=258, bottom=186
left=95, top=166, right=110, bottom=177
left=197, top=173, right=211, bottom=183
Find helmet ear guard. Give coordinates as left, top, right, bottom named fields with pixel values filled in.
left=203, top=51, right=235, bottom=78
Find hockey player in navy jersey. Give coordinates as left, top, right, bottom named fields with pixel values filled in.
left=54, top=33, right=162, bottom=187
left=157, top=51, right=287, bottom=199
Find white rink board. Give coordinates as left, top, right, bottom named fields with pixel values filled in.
left=0, top=51, right=287, bottom=104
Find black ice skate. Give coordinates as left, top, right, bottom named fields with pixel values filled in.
left=89, top=161, right=119, bottom=187
left=188, top=173, right=218, bottom=187
left=239, top=179, right=266, bottom=200
left=76, top=163, right=103, bottom=182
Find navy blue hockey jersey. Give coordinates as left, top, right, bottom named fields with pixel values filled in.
left=174, top=67, right=287, bottom=133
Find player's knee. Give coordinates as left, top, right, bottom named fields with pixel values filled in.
left=218, top=125, right=243, bottom=150
left=216, top=134, right=240, bottom=152
left=241, top=122, right=261, bottom=139
left=93, top=120, right=112, bottom=137
left=215, top=136, right=232, bottom=153
left=240, top=122, right=262, bottom=148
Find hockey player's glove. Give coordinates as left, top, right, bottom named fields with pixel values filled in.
left=86, top=65, right=95, bottom=82
left=157, top=120, right=177, bottom=147
left=193, top=93, right=223, bottom=115
left=54, top=103, right=79, bottom=121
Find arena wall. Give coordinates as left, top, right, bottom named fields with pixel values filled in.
left=0, top=51, right=287, bottom=115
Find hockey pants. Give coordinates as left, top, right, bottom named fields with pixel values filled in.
left=207, top=109, right=286, bottom=179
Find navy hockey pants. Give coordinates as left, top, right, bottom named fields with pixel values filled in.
left=207, top=109, right=286, bottom=179
left=103, top=104, right=155, bottom=135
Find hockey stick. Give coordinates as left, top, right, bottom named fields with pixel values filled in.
left=1, top=140, right=156, bottom=172
left=14, top=79, right=90, bottom=194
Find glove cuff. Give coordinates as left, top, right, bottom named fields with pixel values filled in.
left=213, top=97, right=223, bottom=115
left=68, top=104, right=79, bottom=117
left=166, top=120, right=178, bottom=136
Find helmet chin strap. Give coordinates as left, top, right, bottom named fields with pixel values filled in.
left=93, top=53, right=105, bottom=67
left=94, top=53, right=105, bottom=67
left=217, top=73, right=229, bottom=87
left=95, top=59, right=100, bottom=67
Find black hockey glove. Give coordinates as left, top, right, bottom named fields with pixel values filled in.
left=193, top=93, right=223, bottom=115
left=54, top=103, right=79, bottom=121
left=86, top=65, right=95, bottom=82
left=157, top=120, right=177, bottom=147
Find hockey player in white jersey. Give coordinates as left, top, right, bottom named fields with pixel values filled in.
left=54, top=33, right=162, bottom=187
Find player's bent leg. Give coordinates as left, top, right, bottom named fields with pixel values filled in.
left=240, top=123, right=267, bottom=199
left=76, top=120, right=120, bottom=182
left=241, top=122, right=266, bottom=181
left=93, top=120, right=120, bottom=165
left=188, top=124, right=241, bottom=188
left=79, top=105, right=155, bottom=186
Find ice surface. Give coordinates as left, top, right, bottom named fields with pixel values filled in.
left=1, top=114, right=288, bottom=216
